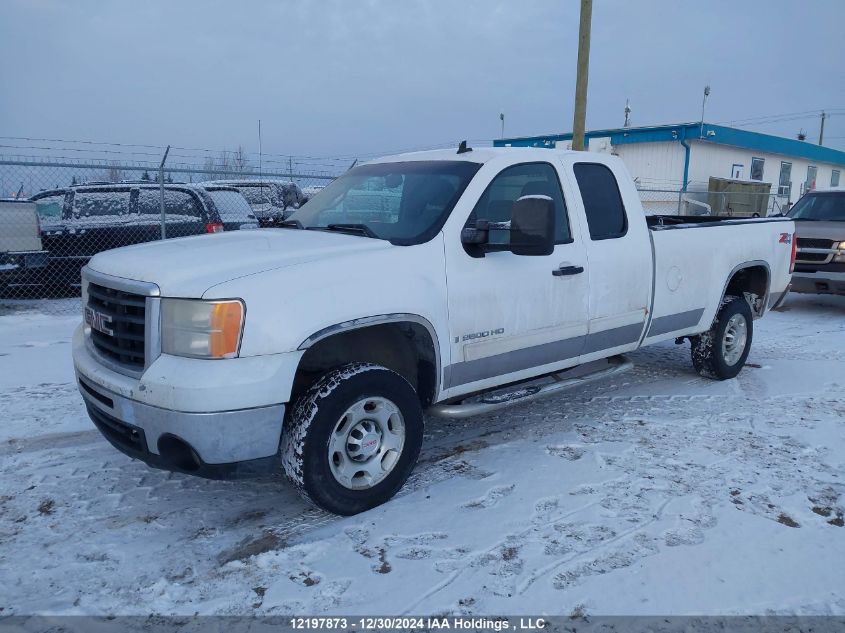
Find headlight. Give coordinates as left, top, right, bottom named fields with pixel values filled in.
left=161, top=299, right=244, bottom=359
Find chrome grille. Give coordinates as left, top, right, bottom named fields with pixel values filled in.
left=86, top=282, right=147, bottom=368
left=795, top=252, right=830, bottom=263
left=797, top=238, right=835, bottom=250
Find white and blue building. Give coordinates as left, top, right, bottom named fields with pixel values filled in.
left=496, top=123, right=845, bottom=210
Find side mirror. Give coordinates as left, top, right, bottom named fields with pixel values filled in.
left=509, top=196, right=555, bottom=256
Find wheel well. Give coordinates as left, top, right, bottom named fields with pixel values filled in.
left=725, top=264, right=769, bottom=316
left=292, top=322, right=438, bottom=407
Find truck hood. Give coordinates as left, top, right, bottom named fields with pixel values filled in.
left=793, top=220, right=845, bottom=241
left=87, top=229, right=392, bottom=297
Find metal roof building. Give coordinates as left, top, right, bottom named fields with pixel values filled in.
left=496, top=123, right=845, bottom=209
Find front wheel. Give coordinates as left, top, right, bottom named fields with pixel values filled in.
left=690, top=296, right=753, bottom=380
left=281, top=363, right=424, bottom=515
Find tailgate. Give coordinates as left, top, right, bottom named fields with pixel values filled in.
left=0, top=201, right=43, bottom=253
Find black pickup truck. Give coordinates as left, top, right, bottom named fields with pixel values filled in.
left=29, top=183, right=257, bottom=290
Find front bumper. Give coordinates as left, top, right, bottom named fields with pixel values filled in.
left=790, top=271, right=845, bottom=296
left=73, top=325, right=297, bottom=478
left=77, top=374, right=284, bottom=478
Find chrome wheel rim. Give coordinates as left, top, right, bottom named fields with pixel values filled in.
left=327, top=396, right=405, bottom=490
left=722, top=314, right=748, bottom=366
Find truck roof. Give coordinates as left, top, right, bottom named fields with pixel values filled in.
left=367, top=146, right=584, bottom=165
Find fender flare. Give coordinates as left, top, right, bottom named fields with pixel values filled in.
left=297, top=313, right=443, bottom=401
left=718, top=259, right=771, bottom=318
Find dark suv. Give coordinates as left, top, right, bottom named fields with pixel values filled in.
left=29, top=183, right=256, bottom=289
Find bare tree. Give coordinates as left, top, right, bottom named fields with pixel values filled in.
left=232, top=145, right=251, bottom=173
left=203, top=156, right=218, bottom=180
left=100, top=161, right=124, bottom=183
left=218, top=150, right=232, bottom=173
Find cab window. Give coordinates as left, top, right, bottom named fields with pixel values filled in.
left=573, top=163, right=628, bottom=240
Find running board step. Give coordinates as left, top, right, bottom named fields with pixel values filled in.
left=429, top=355, right=633, bottom=419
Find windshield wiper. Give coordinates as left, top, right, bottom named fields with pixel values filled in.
left=307, top=223, right=379, bottom=239
left=277, top=219, right=303, bottom=229
left=791, top=217, right=820, bottom=221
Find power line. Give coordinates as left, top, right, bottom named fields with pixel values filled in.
left=717, top=108, right=845, bottom=127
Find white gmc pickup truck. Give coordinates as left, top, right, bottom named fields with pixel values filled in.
left=73, top=146, right=795, bottom=514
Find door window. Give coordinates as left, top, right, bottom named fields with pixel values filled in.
left=72, top=190, right=132, bottom=218
left=31, top=193, right=67, bottom=227
left=573, top=163, right=628, bottom=240
left=466, top=162, right=571, bottom=248
left=138, top=189, right=203, bottom=220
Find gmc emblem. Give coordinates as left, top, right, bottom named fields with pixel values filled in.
left=85, top=306, right=114, bottom=336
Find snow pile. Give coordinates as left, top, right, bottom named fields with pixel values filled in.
left=0, top=294, right=843, bottom=616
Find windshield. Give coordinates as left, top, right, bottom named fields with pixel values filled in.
left=788, top=192, right=845, bottom=221
left=287, top=160, right=481, bottom=244
left=238, top=185, right=278, bottom=206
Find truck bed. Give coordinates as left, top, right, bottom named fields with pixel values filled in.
left=646, top=214, right=791, bottom=230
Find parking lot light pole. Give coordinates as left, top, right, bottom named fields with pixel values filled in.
left=159, top=145, right=170, bottom=240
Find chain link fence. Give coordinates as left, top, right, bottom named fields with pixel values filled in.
left=1, top=156, right=338, bottom=315
left=638, top=188, right=789, bottom=217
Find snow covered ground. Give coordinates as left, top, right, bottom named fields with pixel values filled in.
left=1, top=293, right=843, bottom=617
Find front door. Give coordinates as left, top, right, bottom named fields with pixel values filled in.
left=443, top=160, right=589, bottom=396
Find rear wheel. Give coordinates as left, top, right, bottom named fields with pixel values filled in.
left=690, top=296, right=753, bottom=380
left=281, top=363, right=424, bottom=515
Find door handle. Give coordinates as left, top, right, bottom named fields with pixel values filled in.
left=552, top=265, right=584, bottom=277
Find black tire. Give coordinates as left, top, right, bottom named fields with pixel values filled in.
left=690, top=295, right=753, bottom=380
left=281, top=363, right=424, bottom=515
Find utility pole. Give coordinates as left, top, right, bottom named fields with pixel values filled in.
left=819, top=111, right=826, bottom=146
left=623, top=98, right=631, bottom=127
left=500, top=112, right=505, bottom=139
left=571, top=0, right=592, bottom=151
left=699, top=85, right=710, bottom=139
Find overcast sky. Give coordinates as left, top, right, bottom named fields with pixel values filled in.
left=1, top=0, right=844, bottom=163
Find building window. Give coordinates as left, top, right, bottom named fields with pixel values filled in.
left=778, top=161, right=792, bottom=198
left=573, top=163, right=628, bottom=240
left=750, top=157, right=765, bottom=181
left=731, top=164, right=744, bottom=179
left=832, top=170, right=841, bottom=188
left=803, top=166, right=818, bottom=194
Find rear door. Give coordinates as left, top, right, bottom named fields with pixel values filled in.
left=561, top=155, right=652, bottom=361
left=443, top=158, right=589, bottom=396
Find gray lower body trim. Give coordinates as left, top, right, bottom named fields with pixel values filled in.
left=77, top=374, right=285, bottom=464
left=646, top=308, right=705, bottom=338
left=582, top=322, right=644, bottom=354
left=445, top=321, right=644, bottom=388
